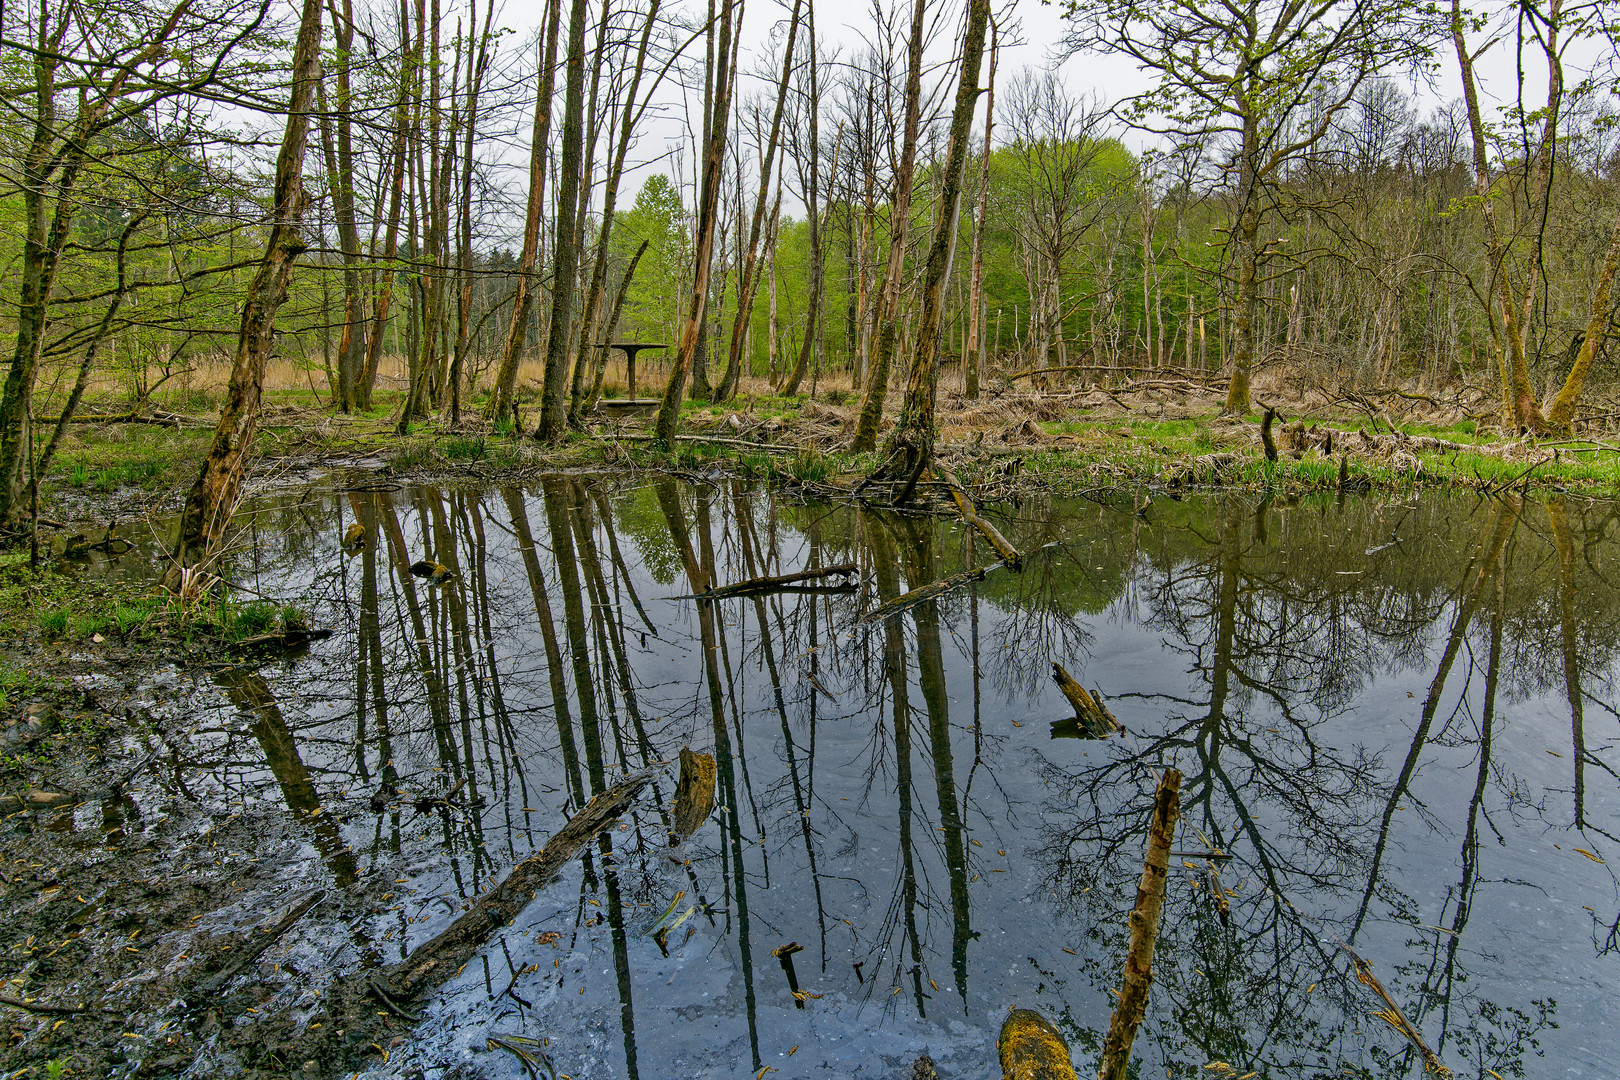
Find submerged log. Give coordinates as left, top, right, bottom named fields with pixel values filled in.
left=685, top=562, right=858, bottom=600
left=856, top=564, right=993, bottom=626
left=936, top=463, right=1021, bottom=569
left=381, top=771, right=651, bottom=998
left=1050, top=663, right=1120, bottom=737
left=672, top=747, right=716, bottom=841
left=1097, top=768, right=1181, bottom=1080
left=998, top=1008, right=1077, bottom=1080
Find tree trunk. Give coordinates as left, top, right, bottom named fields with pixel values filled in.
left=166, top=0, right=324, bottom=586
left=489, top=0, right=563, bottom=429
left=1545, top=203, right=1620, bottom=430
left=653, top=0, right=740, bottom=446
left=964, top=24, right=997, bottom=400
left=534, top=0, right=593, bottom=443
left=568, top=0, right=663, bottom=424
left=447, top=0, right=495, bottom=426
left=0, top=1, right=193, bottom=530
left=1450, top=0, right=1552, bottom=432
left=781, top=16, right=829, bottom=397
left=317, top=0, right=368, bottom=413
left=879, top=0, right=992, bottom=485
left=851, top=0, right=928, bottom=452
left=1223, top=106, right=1259, bottom=414
left=713, top=0, right=804, bottom=403
left=359, top=0, right=422, bottom=412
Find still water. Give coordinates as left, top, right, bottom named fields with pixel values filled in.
left=134, top=480, right=1620, bottom=1077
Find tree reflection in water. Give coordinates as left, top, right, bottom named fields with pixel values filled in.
left=171, top=484, right=1620, bottom=1078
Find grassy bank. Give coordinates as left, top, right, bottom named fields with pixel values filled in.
left=26, top=390, right=1620, bottom=533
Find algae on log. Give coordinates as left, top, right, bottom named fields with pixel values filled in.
left=672, top=747, right=716, bottom=841
left=998, top=1008, right=1078, bottom=1080
left=1097, top=767, right=1182, bottom=1080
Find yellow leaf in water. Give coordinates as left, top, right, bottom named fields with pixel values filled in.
left=789, top=1046, right=798, bottom=1056
left=1574, top=848, right=1605, bottom=863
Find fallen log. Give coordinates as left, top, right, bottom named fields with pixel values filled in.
left=857, top=565, right=996, bottom=626
left=188, top=889, right=326, bottom=1003
left=380, top=770, right=652, bottom=998
left=936, top=464, right=1021, bottom=570
left=1097, top=768, right=1181, bottom=1080
left=680, top=562, right=859, bottom=600
left=998, top=1008, right=1077, bottom=1080
left=1050, top=663, right=1120, bottom=737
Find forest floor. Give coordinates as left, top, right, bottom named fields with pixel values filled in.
left=0, top=370, right=1615, bottom=1077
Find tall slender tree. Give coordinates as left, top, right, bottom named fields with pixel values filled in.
left=879, top=0, right=992, bottom=486
left=167, top=0, right=326, bottom=584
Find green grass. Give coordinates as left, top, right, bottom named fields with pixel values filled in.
left=440, top=435, right=488, bottom=461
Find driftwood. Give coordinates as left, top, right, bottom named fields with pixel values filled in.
left=857, top=565, right=993, bottom=626
left=998, top=1008, right=1077, bottom=1080
left=1050, top=663, right=1120, bottom=737
left=671, top=748, right=716, bottom=841
left=935, top=464, right=1021, bottom=569
left=684, top=562, right=858, bottom=600
left=1097, top=768, right=1181, bottom=1080
left=379, top=771, right=651, bottom=998
left=1343, top=945, right=1453, bottom=1077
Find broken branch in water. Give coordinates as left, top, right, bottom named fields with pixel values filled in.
left=857, top=565, right=997, bottom=626
left=935, top=464, right=1021, bottom=570
left=1097, top=768, right=1181, bottom=1080
left=773, top=941, right=806, bottom=1008
left=677, top=562, right=859, bottom=600
left=1342, top=945, right=1453, bottom=1077
left=380, top=770, right=652, bottom=999
left=672, top=748, right=716, bottom=843
left=1050, top=663, right=1121, bottom=737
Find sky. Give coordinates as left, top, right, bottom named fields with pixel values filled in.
left=477, top=0, right=1600, bottom=224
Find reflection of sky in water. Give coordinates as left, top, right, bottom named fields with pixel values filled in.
left=124, top=483, right=1619, bottom=1078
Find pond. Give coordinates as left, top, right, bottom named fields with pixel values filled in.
left=103, top=479, right=1620, bottom=1077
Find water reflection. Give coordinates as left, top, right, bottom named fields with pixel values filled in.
left=155, top=483, right=1620, bottom=1077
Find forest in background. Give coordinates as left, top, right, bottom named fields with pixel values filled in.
left=1, top=0, right=1618, bottom=566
